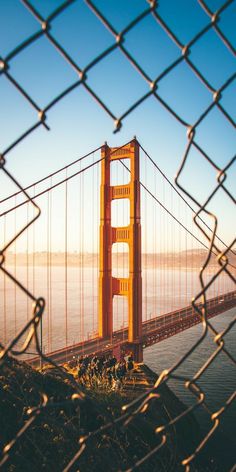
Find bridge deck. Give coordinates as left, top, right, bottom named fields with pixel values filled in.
left=29, top=291, right=236, bottom=366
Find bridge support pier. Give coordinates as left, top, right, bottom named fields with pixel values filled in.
left=127, top=342, right=143, bottom=363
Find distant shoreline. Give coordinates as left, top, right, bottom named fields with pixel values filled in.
left=5, top=250, right=235, bottom=270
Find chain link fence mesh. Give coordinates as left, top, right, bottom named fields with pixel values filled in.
left=0, top=0, right=235, bottom=470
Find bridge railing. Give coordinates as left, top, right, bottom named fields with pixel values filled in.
left=27, top=290, right=236, bottom=368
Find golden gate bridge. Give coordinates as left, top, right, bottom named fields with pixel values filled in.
left=1, top=139, right=235, bottom=364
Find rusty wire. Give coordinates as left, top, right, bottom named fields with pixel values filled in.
left=0, top=0, right=236, bottom=470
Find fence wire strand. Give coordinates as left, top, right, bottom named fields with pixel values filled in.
left=0, top=0, right=235, bottom=470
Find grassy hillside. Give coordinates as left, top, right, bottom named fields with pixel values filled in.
left=0, top=357, right=206, bottom=471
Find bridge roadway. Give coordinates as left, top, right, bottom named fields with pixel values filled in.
left=29, top=291, right=236, bottom=366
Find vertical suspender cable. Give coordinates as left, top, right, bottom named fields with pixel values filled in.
left=163, top=177, right=166, bottom=313
left=81, top=166, right=84, bottom=351
left=144, top=153, right=147, bottom=322
left=185, top=205, right=188, bottom=307
left=14, top=196, right=17, bottom=337
left=160, top=180, right=163, bottom=317
left=154, top=166, right=157, bottom=325
left=32, top=185, right=40, bottom=353
left=33, top=186, right=35, bottom=295
left=49, top=180, right=52, bottom=352
left=76, top=173, right=79, bottom=345
left=96, top=158, right=99, bottom=345
left=26, top=202, right=29, bottom=320
left=217, top=260, right=220, bottom=299
left=178, top=197, right=181, bottom=310
left=171, top=189, right=174, bottom=312
left=79, top=163, right=82, bottom=345
left=47, top=190, right=50, bottom=353
left=92, top=152, right=95, bottom=337
left=153, top=164, right=155, bottom=318
left=153, top=165, right=156, bottom=328
left=3, top=215, right=6, bottom=344
left=65, top=171, right=68, bottom=352
left=83, top=167, right=85, bottom=350
left=191, top=218, right=194, bottom=314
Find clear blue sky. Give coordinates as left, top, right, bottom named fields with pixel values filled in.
left=0, top=0, right=235, bottom=250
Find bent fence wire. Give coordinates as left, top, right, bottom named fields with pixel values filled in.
left=0, top=0, right=235, bottom=470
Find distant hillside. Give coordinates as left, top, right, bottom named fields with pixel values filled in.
left=5, top=249, right=236, bottom=270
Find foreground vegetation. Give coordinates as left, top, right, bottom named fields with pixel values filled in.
left=0, top=357, right=208, bottom=471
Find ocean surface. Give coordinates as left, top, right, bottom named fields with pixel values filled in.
left=1, top=266, right=234, bottom=351
left=1, top=266, right=235, bottom=468
left=145, top=307, right=236, bottom=470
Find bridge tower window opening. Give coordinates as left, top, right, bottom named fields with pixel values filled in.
left=111, top=198, right=130, bottom=228
left=110, top=159, right=130, bottom=186
left=113, top=295, right=128, bottom=333
left=112, top=242, right=129, bottom=279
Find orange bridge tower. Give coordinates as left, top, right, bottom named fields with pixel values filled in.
left=99, top=139, right=143, bottom=362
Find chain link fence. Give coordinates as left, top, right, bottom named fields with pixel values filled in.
left=0, top=0, right=235, bottom=470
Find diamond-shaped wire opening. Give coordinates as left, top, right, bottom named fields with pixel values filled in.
left=87, top=0, right=147, bottom=31
left=0, top=75, right=37, bottom=151
left=0, top=1, right=39, bottom=57
left=0, top=170, right=39, bottom=249
left=190, top=27, right=236, bottom=89
left=199, top=244, right=235, bottom=291
left=124, top=12, right=180, bottom=79
left=205, top=182, right=236, bottom=250
left=0, top=265, right=40, bottom=356
left=197, top=339, right=236, bottom=403
left=9, top=35, right=78, bottom=108
left=213, top=1, right=236, bottom=51
left=51, top=0, right=114, bottom=70
left=219, top=78, right=236, bottom=123
left=158, top=0, right=209, bottom=45
left=87, top=48, right=149, bottom=116
left=220, top=156, right=236, bottom=203
left=157, top=60, right=212, bottom=123
left=175, top=144, right=223, bottom=207
left=24, top=0, right=67, bottom=19
left=0, top=166, right=42, bottom=355
left=195, top=107, right=236, bottom=169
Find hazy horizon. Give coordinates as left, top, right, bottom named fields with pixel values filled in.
left=4, top=248, right=236, bottom=270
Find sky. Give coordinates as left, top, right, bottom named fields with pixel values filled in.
left=0, top=0, right=235, bottom=252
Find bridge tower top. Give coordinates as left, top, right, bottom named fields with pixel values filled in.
left=99, top=139, right=143, bottom=362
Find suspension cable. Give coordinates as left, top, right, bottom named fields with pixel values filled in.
left=117, top=157, right=236, bottom=270
left=0, top=157, right=104, bottom=217
left=138, top=139, right=236, bottom=256
left=0, top=146, right=103, bottom=205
